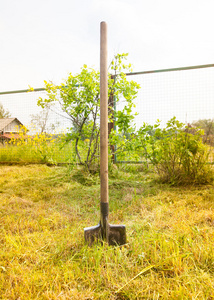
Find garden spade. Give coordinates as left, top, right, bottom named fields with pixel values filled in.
left=84, top=22, right=126, bottom=246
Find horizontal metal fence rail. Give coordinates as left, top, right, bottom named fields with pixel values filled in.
left=123, top=63, right=214, bottom=77
left=0, top=87, right=46, bottom=95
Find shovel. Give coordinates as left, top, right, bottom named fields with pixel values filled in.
left=84, top=22, right=126, bottom=246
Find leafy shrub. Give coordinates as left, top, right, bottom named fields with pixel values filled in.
left=137, top=117, right=214, bottom=185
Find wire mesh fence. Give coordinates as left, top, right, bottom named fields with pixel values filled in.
left=0, top=89, right=72, bottom=133
left=115, top=64, right=214, bottom=164
left=118, top=64, right=214, bottom=127
left=1, top=64, right=214, bottom=164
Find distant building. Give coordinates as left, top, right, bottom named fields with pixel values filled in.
left=0, top=118, right=26, bottom=144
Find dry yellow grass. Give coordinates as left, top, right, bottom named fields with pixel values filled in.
left=0, top=164, right=214, bottom=299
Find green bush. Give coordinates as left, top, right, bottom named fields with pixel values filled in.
left=138, top=118, right=214, bottom=185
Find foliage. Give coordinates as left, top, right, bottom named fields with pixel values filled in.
left=0, top=102, right=11, bottom=118
left=1, top=117, right=213, bottom=186
left=136, top=117, right=214, bottom=185
left=192, top=118, right=214, bottom=145
left=37, top=53, right=140, bottom=171
left=0, top=164, right=214, bottom=299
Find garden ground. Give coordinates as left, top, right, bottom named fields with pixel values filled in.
left=0, top=164, right=214, bottom=299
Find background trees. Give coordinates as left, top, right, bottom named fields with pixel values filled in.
left=0, top=103, right=11, bottom=118
left=192, top=119, right=214, bottom=145
left=30, top=103, right=60, bottom=134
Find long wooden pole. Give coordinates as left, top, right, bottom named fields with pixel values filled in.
left=100, top=21, right=108, bottom=208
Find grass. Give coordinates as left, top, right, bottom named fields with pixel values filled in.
left=0, top=164, right=214, bottom=299
left=0, top=138, right=98, bottom=165
left=0, top=141, right=75, bottom=164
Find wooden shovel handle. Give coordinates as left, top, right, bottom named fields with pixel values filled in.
left=100, top=21, right=108, bottom=205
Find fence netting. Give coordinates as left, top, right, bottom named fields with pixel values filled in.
left=0, top=64, right=214, bottom=164
left=118, top=65, right=214, bottom=127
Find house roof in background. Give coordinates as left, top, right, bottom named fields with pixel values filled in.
left=0, top=118, right=23, bottom=131
left=1, top=133, right=25, bottom=140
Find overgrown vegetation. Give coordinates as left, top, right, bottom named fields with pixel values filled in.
left=1, top=117, right=214, bottom=185
left=139, top=118, right=214, bottom=185
left=0, top=164, right=214, bottom=299
left=0, top=127, right=68, bottom=164
left=113, top=117, right=214, bottom=185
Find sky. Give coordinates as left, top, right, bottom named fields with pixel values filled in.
left=1, top=0, right=214, bottom=91
left=0, top=0, right=214, bottom=127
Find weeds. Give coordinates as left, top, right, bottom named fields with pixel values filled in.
left=0, top=125, right=78, bottom=164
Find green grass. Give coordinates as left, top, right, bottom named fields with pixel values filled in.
left=0, top=164, right=214, bottom=299
left=0, top=141, right=75, bottom=164
left=0, top=139, right=97, bottom=165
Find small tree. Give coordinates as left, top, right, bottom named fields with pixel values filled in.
left=37, top=53, right=140, bottom=171
left=0, top=103, right=11, bottom=118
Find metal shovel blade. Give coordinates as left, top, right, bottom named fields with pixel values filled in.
left=84, top=222, right=126, bottom=246
left=108, top=224, right=126, bottom=246
left=84, top=223, right=102, bottom=246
